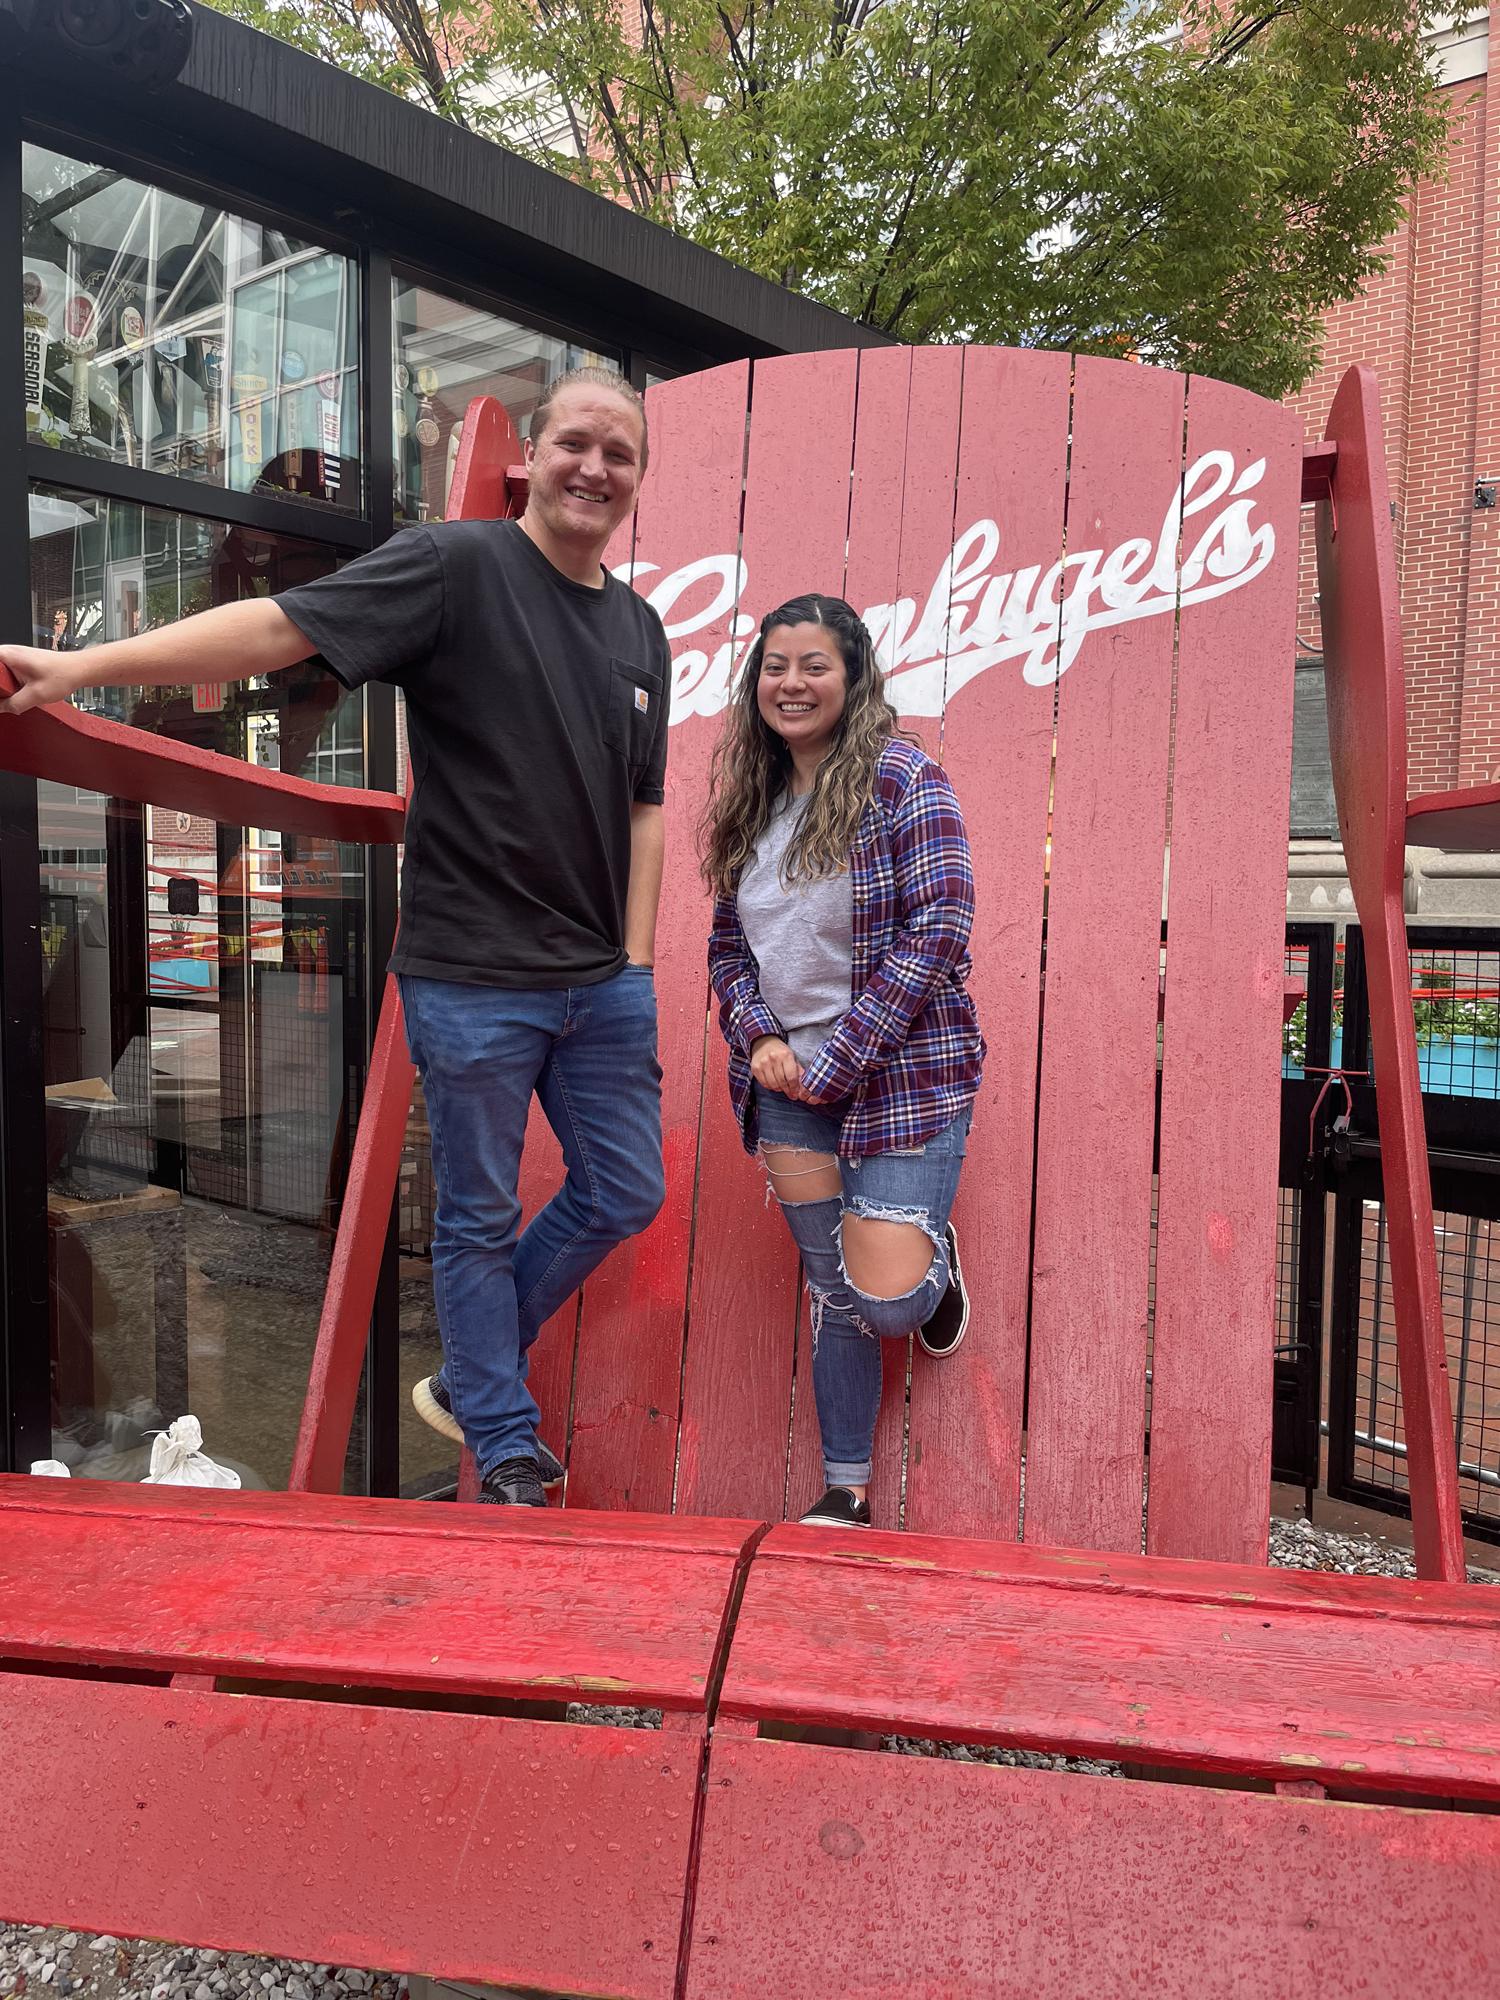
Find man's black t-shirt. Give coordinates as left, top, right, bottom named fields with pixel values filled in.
left=277, top=519, right=671, bottom=988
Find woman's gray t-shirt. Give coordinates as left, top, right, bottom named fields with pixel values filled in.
left=735, top=795, right=853, bottom=1066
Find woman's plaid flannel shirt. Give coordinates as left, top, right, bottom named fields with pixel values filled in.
left=709, top=737, right=985, bottom=1157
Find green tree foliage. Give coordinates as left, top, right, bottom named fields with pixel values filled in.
left=206, top=0, right=1456, bottom=395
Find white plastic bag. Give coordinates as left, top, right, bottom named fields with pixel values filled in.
left=142, top=1415, right=241, bottom=1488
left=29, top=1460, right=71, bottom=1477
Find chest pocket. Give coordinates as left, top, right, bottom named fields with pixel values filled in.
left=604, top=657, right=663, bottom=765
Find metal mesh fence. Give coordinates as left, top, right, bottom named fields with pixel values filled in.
left=1346, top=1200, right=1500, bottom=1537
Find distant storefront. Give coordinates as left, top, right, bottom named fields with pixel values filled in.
left=2, top=0, right=880, bottom=1487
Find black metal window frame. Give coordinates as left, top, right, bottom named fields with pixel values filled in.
left=6, top=111, right=675, bottom=1486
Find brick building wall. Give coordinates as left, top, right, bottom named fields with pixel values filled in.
left=1291, top=13, right=1493, bottom=801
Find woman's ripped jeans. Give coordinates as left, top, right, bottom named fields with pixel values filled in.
left=755, top=1087, right=970, bottom=1488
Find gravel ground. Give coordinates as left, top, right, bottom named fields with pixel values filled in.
left=3, top=1512, right=1494, bottom=1998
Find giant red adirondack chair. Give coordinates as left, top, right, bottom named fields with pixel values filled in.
left=1, top=351, right=1498, bottom=1998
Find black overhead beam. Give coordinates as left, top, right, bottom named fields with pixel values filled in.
left=4, top=0, right=888, bottom=373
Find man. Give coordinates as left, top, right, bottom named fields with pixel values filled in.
left=1, top=366, right=669, bottom=1507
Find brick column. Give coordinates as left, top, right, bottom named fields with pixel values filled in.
left=1457, top=7, right=1500, bottom=786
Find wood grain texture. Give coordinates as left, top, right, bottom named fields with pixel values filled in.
left=1146, top=376, right=1302, bottom=1564
left=1318, top=365, right=1466, bottom=1583
left=907, top=345, right=1068, bottom=1541
left=716, top=1530, right=1500, bottom=1798
left=785, top=346, right=916, bottom=1527
left=1407, top=781, right=1500, bottom=850
left=0, top=688, right=405, bottom=843
left=0, top=1673, right=695, bottom=2000
left=0, top=1476, right=752, bottom=1708
left=564, top=362, right=753, bottom=1513
left=687, top=1737, right=1500, bottom=1999
left=674, top=349, right=860, bottom=1519
left=1024, top=357, right=1185, bottom=1553
left=289, top=972, right=417, bottom=1493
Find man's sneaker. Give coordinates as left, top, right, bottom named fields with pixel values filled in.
left=799, top=1486, right=872, bottom=1528
left=412, top=1371, right=463, bottom=1444
left=412, top=1375, right=564, bottom=1487
left=479, top=1456, right=547, bottom=1507
left=917, top=1222, right=970, bottom=1358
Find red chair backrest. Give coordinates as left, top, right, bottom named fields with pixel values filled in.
left=537, top=348, right=1304, bottom=1562
left=0, top=355, right=1310, bottom=1563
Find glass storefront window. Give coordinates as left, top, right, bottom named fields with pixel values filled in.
left=30, top=485, right=369, bottom=1488
left=23, top=144, right=361, bottom=508
left=392, top=278, right=614, bottom=523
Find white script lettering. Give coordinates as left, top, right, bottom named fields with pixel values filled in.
left=616, top=450, right=1278, bottom=726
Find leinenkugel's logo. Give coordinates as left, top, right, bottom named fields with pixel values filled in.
left=616, top=449, right=1276, bottom=726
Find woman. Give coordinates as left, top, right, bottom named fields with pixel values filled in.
left=703, top=593, right=984, bottom=1527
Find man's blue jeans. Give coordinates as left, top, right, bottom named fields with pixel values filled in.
left=398, top=967, right=664, bottom=1479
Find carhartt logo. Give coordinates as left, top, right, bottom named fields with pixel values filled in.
left=634, top=686, right=650, bottom=713
left=618, top=449, right=1279, bottom=725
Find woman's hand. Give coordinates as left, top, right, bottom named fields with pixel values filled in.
left=750, top=1034, right=804, bottom=1099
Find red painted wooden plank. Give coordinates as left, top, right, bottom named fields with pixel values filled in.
left=855, top=350, right=968, bottom=1528
left=0, top=686, right=405, bottom=842
left=1024, top=357, right=1186, bottom=1553
left=906, top=347, right=1069, bottom=1542
left=447, top=392, right=522, bottom=522
left=562, top=362, right=754, bottom=1513
left=1318, top=365, right=1466, bottom=1584
left=1147, top=378, right=1303, bottom=1564
left=686, top=1738, right=1500, bottom=2000
left=745, top=1517, right=1500, bottom=1623
left=784, top=349, right=916, bottom=1525
left=884, top=346, right=963, bottom=763
left=716, top=1537, right=1500, bottom=1799
left=1300, top=438, right=1338, bottom=502
left=1407, top=780, right=1500, bottom=850
left=675, top=350, right=860, bottom=1520
left=290, top=971, right=417, bottom=1492
left=786, top=347, right=915, bottom=1528
left=0, top=1478, right=755, bottom=1706
left=0, top=1674, right=694, bottom=2000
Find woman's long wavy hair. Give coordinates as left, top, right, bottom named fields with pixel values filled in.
left=700, top=593, right=912, bottom=897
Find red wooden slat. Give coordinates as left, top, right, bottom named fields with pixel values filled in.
left=861, top=350, right=968, bottom=1529
left=290, top=973, right=417, bottom=1491
left=1318, top=364, right=1466, bottom=1584
left=560, top=363, right=754, bottom=1513
left=1147, top=378, right=1303, bottom=1564
left=1300, top=438, right=1338, bottom=502
left=884, top=347, right=962, bottom=763
left=675, top=350, right=860, bottom=1519
left=1025, top=356, right=1186, bottom=1552
left=745, top=1517, right=1500, bottom=1623
left=0, top=687, right=405, bottom=842
left=716, top=1533, right=1500, bottom=1798
left=1407, top=780, right=1500, bottom=850
left=0, top=1674, right=694, bottom=2000
left=0, top=1477, right=753, bottom=1705
left=447, top=393, right=521, bottom=522
left=686, top=1738, right=1500, bottom=2000
left=786, top=347, right=915, bottom=1527
left=907, top=346, right=1069, bottom=1541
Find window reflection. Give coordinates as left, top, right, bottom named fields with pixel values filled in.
left=392, top=278, right=614, bottom=523
left=30, top=485, right=368, bottom=1488
left=23, top=144, right=360, bottom=507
